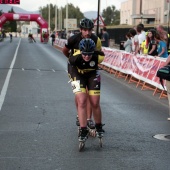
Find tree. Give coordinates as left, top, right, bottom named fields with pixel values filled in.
left=39, top=3, right=84, bottom=31
left=102, top=6, right=120, bottom=25
left=2, top=7, right=17, bottom=32
left=62, top=3, right=84, bottom=28
left=8, top=7, right=17, bottom=32
left=0, top=10, right=3, bottom=16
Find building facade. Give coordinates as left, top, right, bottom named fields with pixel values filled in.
left=120, top=0, right=170, bottom=25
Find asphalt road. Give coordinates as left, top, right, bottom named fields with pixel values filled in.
left=0, top=37, right=170, bottom=170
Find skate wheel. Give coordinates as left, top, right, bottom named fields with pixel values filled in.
left=78, top=127, right=81, bottom=137
left=79, top=142, right=85, bottom=151
left=99, top=138, right=103, bottom=147
left=89, top=129, right=96, bottom=137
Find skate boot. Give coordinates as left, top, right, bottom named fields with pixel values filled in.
left=87, top=119, right=96, bottom=137
left=95, top=123, right=104, bottom=147
left=78, top=128, right=89, bottom=151
left=76, top=116, right=81, bottom=137
left=76, top=116, right=80, bottom=126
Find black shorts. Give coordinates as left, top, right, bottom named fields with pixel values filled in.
left=68, top=63, right=101, bottom=95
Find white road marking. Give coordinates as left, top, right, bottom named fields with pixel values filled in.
left=0, top=39, right=21, bottom=111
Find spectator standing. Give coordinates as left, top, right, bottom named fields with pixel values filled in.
left=156, top=25, right=168, bottom=45
left=147, top=29, right=158, bottom=56
left=138, top=23, right=146, bottom=37
left=155, top=32, right=168, bottom=58
left=141, top=32, right=149, bottom=55
left=123, top=32, right=132, bottom=53
left=136, top=25, right=146, bottom=54
left=129, top=28, right=139, bottom=55
left=101, top=27, right=110, bottom=47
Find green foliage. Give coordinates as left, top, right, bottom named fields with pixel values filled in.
left=0, top=10, right=3, bottom=16
left=1, top=7, right=17, bottom=32
left=39, top=3, right=84, bottom=30
left=102, top=5, right=120, bottom=26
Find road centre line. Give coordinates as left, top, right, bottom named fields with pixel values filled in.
left=0, top=39, right=21, bottom=111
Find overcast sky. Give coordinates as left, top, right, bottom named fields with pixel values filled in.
left=11, top=0, right=126, bottom=12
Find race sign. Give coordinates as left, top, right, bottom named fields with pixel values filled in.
left=0, top=0, right=20, bottom=4
left=64, top=18, right=77, bottom=29
left=94, top=15, right=105, bottom=27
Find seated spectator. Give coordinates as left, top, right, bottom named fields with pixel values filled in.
left=155, top=32, right=168, bottom=58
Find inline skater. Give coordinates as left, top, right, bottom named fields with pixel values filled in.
left=28, top=33, right=36, bottom=43
left=43, top=32, right=49, bottom=43
left=69, top=38, right=104, bottom=151
left=62, top=18, right=102, bottom=134
left=50, top=32, right=56, bottom=46
left=9, top=33, right=12, bottom=43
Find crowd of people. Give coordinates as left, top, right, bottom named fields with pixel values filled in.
left=122, top=24, right=169, bottom=58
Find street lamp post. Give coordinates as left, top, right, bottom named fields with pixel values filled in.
left=96, top=0, right=100, bottom=37
left=48, top=0, right=51, bottom=33
left=55, top=0, right=58, bottom=31
left=140, top=13, right=143, bottom=23
left=66, top=0, right=68, bottom=37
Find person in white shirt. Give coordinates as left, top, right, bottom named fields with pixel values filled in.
left=129, top=28, right=139, bottom=55
left=136, top=25, right=146, bottom=54
left=138, top=23, right=146, bottom=37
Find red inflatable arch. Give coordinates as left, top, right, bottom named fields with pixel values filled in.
left=0, top=13, right=48, bottom=42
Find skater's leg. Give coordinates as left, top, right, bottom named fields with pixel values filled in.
left=89, top=95, right=103, bottom=137
left=75, top=92, right=87, bottom=127
left=86, top=92, right=92, bottom=120
left=86, top=90, right=95, bottom=129
left=89, top=95, right=102, bottom=124
left=76, top=88, right=94, bottom=128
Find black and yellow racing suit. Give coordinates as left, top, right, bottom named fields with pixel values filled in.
left=68, top=51, right=104, bottom=95
left=65, top=32, right=102, bottom=78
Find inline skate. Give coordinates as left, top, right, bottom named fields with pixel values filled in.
left=78, top=128, right=89, bottom=151
left=95, top=123, right=104, bottom=147
left=76, top=116, right=81, bottom=137
left=87, top=119, right=96, bottom=137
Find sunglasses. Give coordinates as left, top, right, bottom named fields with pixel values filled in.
left=82, top=52, right=94, bottom=56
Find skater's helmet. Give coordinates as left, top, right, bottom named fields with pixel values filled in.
left=79, top=18, right=94, bottom=29
left=79, top=38, right=95, bottom=53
